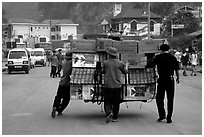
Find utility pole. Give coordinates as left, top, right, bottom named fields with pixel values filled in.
left=148, top=2, right=150, bottom=40
left=171, top=20, right=173, bottom=37
left=50, top=19, right=52, bottom=42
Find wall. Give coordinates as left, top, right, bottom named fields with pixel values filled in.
left=12, top=24, right=30, bottom=40
left=31, top=24, right=50, bottom=42
left=60, top=25, right=78, bottom=40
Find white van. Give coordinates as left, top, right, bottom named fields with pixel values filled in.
left=7, top=48, right=30, bottom=74
left=33, top=48, right=47, bottom=66
left=26, top=48, right=35, bottom=69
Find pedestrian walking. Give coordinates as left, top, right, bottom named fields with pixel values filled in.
left=56, top=49, right=64, bottom=77
left=51, top=51, right=73, bottom=118
left=181, top=49, right=189, bottom=76
left=151, top=44, right=180, bottom=124
left=50, top=50, right=58, bottom=78
left=190, top=50, right=198, bottom=76
left=47, top=51, right=52, bottom=67
left=102, top=47, right=128, bottom=123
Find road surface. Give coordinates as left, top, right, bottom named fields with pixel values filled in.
left=2, top=66, right=202, bottom=135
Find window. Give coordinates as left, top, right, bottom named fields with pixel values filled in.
left=51, top=27, right=55, bottom=32
left=18, top=35, right=23, bottom=38
left=30, top=27, right=33, bottom=31
left=15, top=38, right=20, bottom=43
left=33, top=51, right=43, bottom=56
left=130, top=20, right=137, bottom=31
left=9, top=51, right=26, bottom=59
left=51, top=35, right=55, bottom=40
left=38, top=27, right=40, bottom=29
left=150, top=21, right=154, bottom=31
left=40, top=37, right=46, bottom=42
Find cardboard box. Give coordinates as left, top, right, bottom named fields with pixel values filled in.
left=112, top=40, right=138, bottom=54
left=71, top=39, right=96, bottom=52
left=121, top=53, right=146, bottom=67
left=96, top=38, right=113, bottom=51
left=138, top=39, right=162, bottom=54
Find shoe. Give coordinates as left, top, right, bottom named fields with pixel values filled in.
left=112, top=119, right=119, bottom=122
left=57, top=112, right=63, bottom=116
left=194, top=74, right=197, bottom=76
left=167, top=118, right=172, bottom=123
left=51, top=107, right=57, bottom=118
left=157, top=117, right=166, bottom=122
left=105, top=113, right=113, bottom=123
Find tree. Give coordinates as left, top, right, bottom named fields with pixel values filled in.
left=151, top=2, right=174, bottom=18
left=162, top=10, right=200, bottom=37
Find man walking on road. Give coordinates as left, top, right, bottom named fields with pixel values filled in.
left=50, top=50, right=58, bottom=78
left=103, top=47, right=128, bottom=123
left=151, top=44, right=180, bottom=123
left=181, top=49, right=189, bottom=76
left=56, top=49, right=64, bottom=78
left=51, top=51, right=73, bottom=118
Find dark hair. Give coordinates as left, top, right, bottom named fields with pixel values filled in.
left=160, top=44, right=170, bottom=51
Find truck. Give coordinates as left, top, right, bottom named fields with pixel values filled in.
left=69, top=37, right=165, bottom=105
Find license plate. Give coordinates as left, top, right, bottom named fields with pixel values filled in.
left=15, top=62, right=22, bottom=65
left=15, top=66, right=22, bottom=68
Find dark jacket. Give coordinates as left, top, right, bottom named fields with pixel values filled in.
left=59, top=59, right=72, bottom=86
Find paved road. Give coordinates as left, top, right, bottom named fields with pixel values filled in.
left=2, top=66, right=202, bottom=135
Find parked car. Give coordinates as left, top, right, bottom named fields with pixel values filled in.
left=33, top=48, right=47, bottom=66
left=7, top=48, right=31, bottom=74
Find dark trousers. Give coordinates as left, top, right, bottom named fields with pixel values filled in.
left=104, top=88, right=122, bottom=119
left=50, top=66, right=57, bottom=78
left=57, top=65, right=62, bottom=77
left=156, top=77, right=175, bottom=119
left=52, top=85, right=70, bottom=113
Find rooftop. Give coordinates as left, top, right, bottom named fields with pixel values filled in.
left=113, top=7, right=161, bottom=19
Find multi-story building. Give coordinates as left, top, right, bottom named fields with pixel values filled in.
left=3, top=18, right=78, bottom=48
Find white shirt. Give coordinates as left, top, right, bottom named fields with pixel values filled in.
left=191, top=53, right=198, bottom=65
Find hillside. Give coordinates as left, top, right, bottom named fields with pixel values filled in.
left=2, top=2, right=42, bottom=21
left=2, top=2, right=201, bottom=33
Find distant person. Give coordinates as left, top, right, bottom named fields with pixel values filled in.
left=181, top=49, right=189, bottom=76
left=51, top=51, right=73, bottom=118
left=102, top=47, right=128, bottom=123
left=50, top=50, right=58, bottom=78
left=150, top=44, right=179, bottom=124
left=190, top=50, right=198, bottom=76
left=56, top=49, right=64, bottom=77
left=47, top=51, right=52, bottom=66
